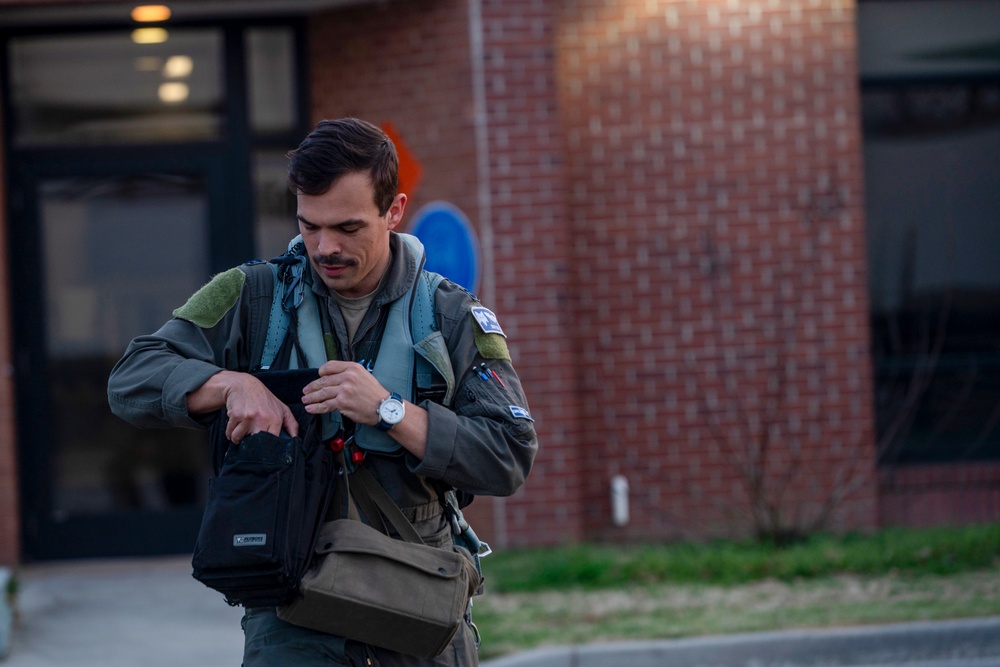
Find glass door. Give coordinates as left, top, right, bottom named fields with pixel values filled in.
left=5, top=20, right=305, bottom=560
left=13, top=165, right=227, bottom=559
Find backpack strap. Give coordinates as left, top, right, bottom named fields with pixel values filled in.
left=412, top=270, right=446, bottom=395
left=260, top=263, right=288, bottom=370
left=258, top=237, right=326, bottom=371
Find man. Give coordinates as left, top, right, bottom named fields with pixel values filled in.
left=108, top=117, right=538, bottom=666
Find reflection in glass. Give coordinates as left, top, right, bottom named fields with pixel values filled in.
left=861, top=0, right=1000, bottom=466
left=254, top=150, right=298, bottom=259
left=9, top=29, right=223, bottom=146
left=40, top=174, right=212, bottom=516
left=246, top=27, right=297, bottom=134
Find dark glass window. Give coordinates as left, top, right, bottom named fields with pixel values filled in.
left=9, top=29, right=224, bottom=146
left=860, top=1, right=1000, bottom=464
left=5, top=18, right=308, bottom=559
left=40, top=174, right=211, bottom=516
left=246, top=27, right=297, bottom=135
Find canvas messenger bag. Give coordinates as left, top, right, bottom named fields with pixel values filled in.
left=278, top=460, right=482, bottom=658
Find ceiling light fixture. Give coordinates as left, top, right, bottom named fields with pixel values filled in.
left=131, top=27, right=169, bottom=44
left=158, top=82, right=189, bottom=103
left=163, top=55, right=193, bottom=78
left=131, top=5, right=171, bottom=22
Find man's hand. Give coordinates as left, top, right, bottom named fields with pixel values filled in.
left=186, top=370, right=299, bottom=442
left=301, top=361, right=385, bottom=424
left=302, top=361, right=429, bottom=459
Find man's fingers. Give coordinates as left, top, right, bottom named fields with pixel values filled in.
left=219, top=373, right=302, bottom=441
left=282, top=405, right=300, bottom=437
left=316, top=360, right=353, bottom=377
left=225, top=415, right=290, bottom=442
left=226, top=418, right=244, bottom=444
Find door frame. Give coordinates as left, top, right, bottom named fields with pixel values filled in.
left=3, top=17, right=308, bottom=560
left=9, top=149, right=244, bottom=560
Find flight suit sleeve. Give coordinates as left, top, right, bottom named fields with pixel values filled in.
left=107, top=264, right=273, bottom=430
left=412, top=282, right=538, bottom=497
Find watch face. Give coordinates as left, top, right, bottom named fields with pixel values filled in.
left=379, top=398, right=405, bottom=424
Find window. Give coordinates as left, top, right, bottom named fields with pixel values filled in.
left=247, top=27, right=298, bottom=135
left=9, top=29, right=224, bottom=146
left=860, top=1, right=1000, bottom=464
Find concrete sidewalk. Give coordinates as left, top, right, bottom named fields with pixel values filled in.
left=3, top=556, right=244, bottom=666
left=2, top=555, right=999, bottom=667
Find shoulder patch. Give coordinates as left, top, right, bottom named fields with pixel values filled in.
left=509, top=405, right=533, bottom=421
left=471, top=307, right=511, bottom=361
left=173, top=268, right=246, bottom=329
left=471, top=307, right=505, bottom=337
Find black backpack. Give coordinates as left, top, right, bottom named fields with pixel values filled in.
left=191, top=369, right=335, bottom=608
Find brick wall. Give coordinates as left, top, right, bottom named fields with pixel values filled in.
left=556, top=0, right=879, bottom=540
left=475, top=0, right=583, bottom=546
left=307, top=0, right=880, bottom=545
left=308, top=0, right=583, bottom=547
left=309, top=1, right=478, bottom=218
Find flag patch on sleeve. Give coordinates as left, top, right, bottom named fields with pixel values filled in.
left=471, top=307, right=506, bottom=337
left=509, top=405, right=533, bottom=421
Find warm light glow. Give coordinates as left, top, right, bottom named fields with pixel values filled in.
left=131, top=5, right=171, bottom=22
left=158, top=81, right=189, bottom=103
left=163, top=55, right=193, bottom=78
left=131, top=27, right=169, bottom=44
left=134, top=56, right=162, bottom=71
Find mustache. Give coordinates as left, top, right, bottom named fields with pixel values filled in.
left=313, top=254, right=357, bottom=268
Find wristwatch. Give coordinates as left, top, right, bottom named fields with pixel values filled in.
left=376, top=392, right=405, bottom=431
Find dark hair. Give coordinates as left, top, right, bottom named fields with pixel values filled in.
left=286, top=118, right=399, bottom=215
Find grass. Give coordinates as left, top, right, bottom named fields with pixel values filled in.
left=481, top=524, right=1000, bottom=591
left=472, top=523, right=1000, bottom=660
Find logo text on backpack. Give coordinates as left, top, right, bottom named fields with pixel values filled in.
left=233, top=533, right=267, bottom=547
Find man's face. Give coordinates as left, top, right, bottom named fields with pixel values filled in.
left=296, top=171, right=406, bottom=298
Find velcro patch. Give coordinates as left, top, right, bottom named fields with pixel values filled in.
left=473, top=327, right=510, bottom=361
left=470, top=306, right=510, bottom=360
left=173, top=268, right=246, bottom=329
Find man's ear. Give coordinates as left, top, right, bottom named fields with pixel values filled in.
left=386, top=193, right=407, bottom=231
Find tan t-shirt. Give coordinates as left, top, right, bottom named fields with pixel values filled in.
left=331, top=289, right=377, bottom=348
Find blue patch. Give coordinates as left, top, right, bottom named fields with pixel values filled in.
left=472, top=306, right=505, bottom=337
left=509, top=405, right=533, bottom=421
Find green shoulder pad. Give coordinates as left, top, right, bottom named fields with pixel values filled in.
left=173, top=268, right=246, bottom=328
left=471, top=314, right=511, bottom=361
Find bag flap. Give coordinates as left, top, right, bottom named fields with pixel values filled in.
left=222, top=431, right=295, bottom=467
left=315, top=520, right=466, bottom=579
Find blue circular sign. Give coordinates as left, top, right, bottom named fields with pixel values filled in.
left=409, top=202, right=480, bottom=293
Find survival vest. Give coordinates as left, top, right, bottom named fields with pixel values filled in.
left=259, top=233, right=490, bottom=569
left=259, top=233, right=456, bottom=454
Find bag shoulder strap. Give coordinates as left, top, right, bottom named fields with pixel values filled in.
left=345, top=466, right=424, bottom=545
